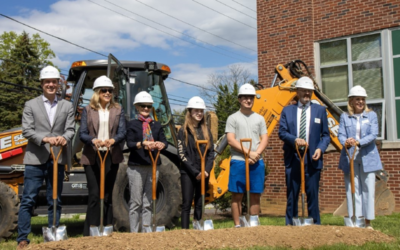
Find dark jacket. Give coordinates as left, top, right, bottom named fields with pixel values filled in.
left=79, top=105, right=126, bottom=165
left=177, top=126, right=214, bottom=177
left=278, top=102, right=330, bottom=169
left=126, top=119, right=168, bottom=166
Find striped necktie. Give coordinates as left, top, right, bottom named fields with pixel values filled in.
left=299, top=105, right=307, bottom=141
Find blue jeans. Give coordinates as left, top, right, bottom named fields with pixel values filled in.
left=17, top=161, right=64, bottom=243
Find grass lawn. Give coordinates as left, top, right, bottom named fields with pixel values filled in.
left=1, top=213, right=399, bottom=250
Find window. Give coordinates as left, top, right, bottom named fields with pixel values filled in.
left=317, top=32, right=390, bottom=140
left=392, top=30, right=400, bottom=139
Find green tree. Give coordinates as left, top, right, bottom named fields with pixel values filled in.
left=214, top=82, right=240, bottom=137
left=172, top=108, right=186, bottom=125
left=0, top=31, right=56, bottom=131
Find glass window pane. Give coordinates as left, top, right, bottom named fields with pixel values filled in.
left=394, top=58, right=400, bottom=97
left=392, top=29, right=400, bottom=56
left=352, top=60, right=383, bottom=99
left=320, top=40, right=347, bottom=66
left=351, top=34, right=381, bottom=61
left=396, top=100, right=400, bottom=139
left=367, top=103, right=383, bottom=138
left=321, top=65, right=348, bottom=102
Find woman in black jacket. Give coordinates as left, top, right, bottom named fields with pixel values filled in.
left=177, top=96, right=214, bottom=229
left=125, top=91, right=167, bottom=233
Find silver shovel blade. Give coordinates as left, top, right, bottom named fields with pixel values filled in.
left=303, top=217, right=314, bottom=226
left=42, top=225, right=68, bottom=242
left=344, top=216, right=354, bottom=227
left=354, top=216, right=366, bottom=228
left=293, top=217, right=313, bottom=226
left=90, top=226, right=100, bottom=237
left=55, top=225, right=68, bottom=240
left=203, top=220, right=214, bottom=231
left=292, top=217, right=302, bottom=226
left=142, top=225, right=152, bottom=233
left=239, top=216, right=250, bottom=227
left=102, top=225, right=113, bottom=236
left=155, top=226, right=165, bottom=232
left=249, top=215, right=260, bottom=227
left=42, top=227, right=55, bottom=242
left=193, top=220, right=201, bottom=230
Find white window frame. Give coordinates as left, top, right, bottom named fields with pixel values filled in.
left=314, top=29, right=400, bottom=141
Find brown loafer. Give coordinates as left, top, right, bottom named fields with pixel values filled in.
left=16, top=240, right=29, bottom=250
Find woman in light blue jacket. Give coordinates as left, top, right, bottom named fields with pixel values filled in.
left=338, top=85, right=382, bottom=229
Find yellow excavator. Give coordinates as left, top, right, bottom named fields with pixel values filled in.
left=0, top=57, right=394, bottom=239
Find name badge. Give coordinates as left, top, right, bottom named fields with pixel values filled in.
left=362, top=120, right=369, bottom=124
left=314, top=118, right=321, bottom=124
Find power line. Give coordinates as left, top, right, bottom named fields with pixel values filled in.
left=0, top=13, right=108, bottom=57
left=168, top=77, right=216, bottom=92
left=0, top=58, right=68, bottom=76
left=192, top=0, right=257, bottom=30
left=103, top=0, right=253, bottom=61
left=168, top=93, right=190, bottom=100
left=0, top=13, right=217, bottom=95
left=215, top=0, right=257, bottom=20
left=135, top=0, right=256, bottom=52
left=169, top=97, right=214, bottom=109
left=232, top=0, right=257, bottom=13
left=89, top=0, right=250, bottom=62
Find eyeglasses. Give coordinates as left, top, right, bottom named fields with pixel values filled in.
left=100, top=88, right=113, bottom=94
left=240, top=95, right=255, bottom=100
left=140, top=105, right=153, bottom=109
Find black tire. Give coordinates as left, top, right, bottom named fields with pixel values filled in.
left=113, top=154, right=181, bottom=231
left=0, top=181, right=19, bottom=241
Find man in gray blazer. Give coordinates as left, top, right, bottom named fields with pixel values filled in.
left=16, top=66, right=75, bottom=249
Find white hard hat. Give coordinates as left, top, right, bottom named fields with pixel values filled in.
left=92, top=76, right=114, bottom=90
left=238, top=83, right=256, bottom=96
left=186, top=96, right=206, bottom=109
left=39, top=66, right=60, bottom=80
left=295, top=76, right=315, bottom=90
left=348, top=85, right=367, bottom=97
left=134, top=91, right=154, bottom=104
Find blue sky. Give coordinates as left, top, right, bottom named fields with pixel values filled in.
left=0, top=0, right=258, bottom=110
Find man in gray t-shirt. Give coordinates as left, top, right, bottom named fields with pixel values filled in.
left=225, top=83, right=268, bottom=228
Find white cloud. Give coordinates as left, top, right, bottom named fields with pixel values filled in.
left=0, top=0, right=257, bottom=57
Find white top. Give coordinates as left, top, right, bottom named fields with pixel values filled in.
left=42, top=95, right=59, bottom=127
left=225, top=110, right=267, bottom=161
left=355, top=114, right=361, bottom=141
left=296, top=102, right=311, bottom=142
left=97, top=104, right=110, bottom=151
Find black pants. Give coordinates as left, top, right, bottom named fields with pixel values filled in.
left=83, top=152, right=119, bottom=236
left=180, top=172, right=209, bottom=229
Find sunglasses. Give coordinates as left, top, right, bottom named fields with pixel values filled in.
left=100, top=88, right=113, bottom=94
left=140, top=105, right=153, bottom=109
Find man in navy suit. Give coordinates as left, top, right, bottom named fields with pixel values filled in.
left=278, top=76, right=330, bottom=225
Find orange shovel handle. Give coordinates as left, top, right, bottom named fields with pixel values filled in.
left=240, top=138, right=252, bottom=192
left=50, top=146, right=63, bottom=200
left=196, top=140, right=209, bottom=196
left=345, top=146, right=357, bottom=194
left=97, top=148, right=109, bottom=200
left=148, top=148, right=161, bottom=200
left=295, top=142, right=308, bottom=195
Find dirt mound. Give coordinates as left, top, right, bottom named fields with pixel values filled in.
left=26, top=225, right=394, bottom=250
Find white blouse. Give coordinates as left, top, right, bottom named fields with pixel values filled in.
left=98, top=104, right=110, bottom=151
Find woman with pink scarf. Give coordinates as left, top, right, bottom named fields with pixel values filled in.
left=126, top=91, right=167, bottom=233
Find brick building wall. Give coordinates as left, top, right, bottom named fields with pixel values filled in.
left=257, top=0, right=400, bottom=215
